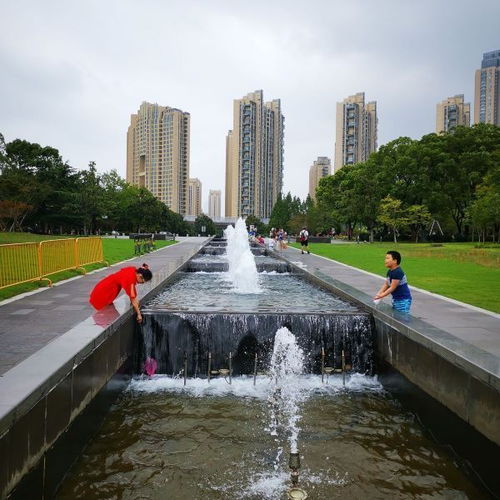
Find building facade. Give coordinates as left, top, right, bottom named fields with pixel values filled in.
left=474, top=49, right=500, bottom=125
left=436, top=95, right=471, bottom=133
left=126, top=101, right=190, bottom=214
left=334, top=92, right=377, bottom=172
left=208, top=189, right=221, bottom=219
left=308, top=156, right=331, bottom=201
left=187, top=178, right=202, bottom=217
left=225, top=90, right=284, bottom=219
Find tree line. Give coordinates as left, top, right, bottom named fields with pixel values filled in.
left=0, top=134, right=193, bottom=235
left=267, top=124, right=500, bottom=242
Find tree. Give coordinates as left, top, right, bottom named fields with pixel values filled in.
left=194, top=214, right=216, bottom=235
left=0, top=201, right=32, bottom=232
left=377, top=196, right=409, bottom=243
left=406, top=205, right=432, bottom=243
left=79, top=161, right=103, bottom=234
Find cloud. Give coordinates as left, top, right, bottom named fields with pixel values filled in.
left=0, top=0, right=499, bottom=213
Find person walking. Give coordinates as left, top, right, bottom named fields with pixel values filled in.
left=299, top=227, right=310, bottom=254
left=89, top=263, right=152, bottom=323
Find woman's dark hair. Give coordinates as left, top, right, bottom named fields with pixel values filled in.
left=137, top=267, right=152, bottom=281
left=386, top=250, right=401, bottom=264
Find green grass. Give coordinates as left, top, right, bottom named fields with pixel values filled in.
left=290, top=242, right=500, bottom=313
left=0, top=234, right=176, bottom=301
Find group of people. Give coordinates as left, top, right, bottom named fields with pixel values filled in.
left=268, top=227, right=289, bottom=251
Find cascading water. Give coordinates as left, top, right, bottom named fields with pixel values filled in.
left=224, top=217, right=260, bottom=293
left=268, top=327, right=305, bottom=456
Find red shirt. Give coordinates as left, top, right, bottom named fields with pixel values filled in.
left=89, top=266, right=138, bottom=310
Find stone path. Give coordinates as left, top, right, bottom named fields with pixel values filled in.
left=0, top=238, right=208, bottom=375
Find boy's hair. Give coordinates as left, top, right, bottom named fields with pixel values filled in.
left=386, top=250, right=401, bottom=264
left=136, top=266, right=153, bottom=281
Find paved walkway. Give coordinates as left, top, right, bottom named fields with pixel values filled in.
left=0, top=238, right=208, bottom=375
left=281, top=246, right=500, bottom=381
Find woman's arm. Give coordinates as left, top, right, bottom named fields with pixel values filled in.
left=131, top=297, right=142, bottom=323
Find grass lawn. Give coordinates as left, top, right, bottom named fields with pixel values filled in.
left=0, top=234, right=176, bottom=301
left=290, top=242, right=500, bottom=313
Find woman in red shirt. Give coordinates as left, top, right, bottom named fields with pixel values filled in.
left=89, top=264, right=152, bottom=322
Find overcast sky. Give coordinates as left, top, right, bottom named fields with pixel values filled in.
left=1, top=0, right=499, bottom=214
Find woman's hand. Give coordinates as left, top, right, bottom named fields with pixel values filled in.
left=136, top=313, right=143, bottom=323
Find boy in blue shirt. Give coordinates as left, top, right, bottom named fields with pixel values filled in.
left=374, top=250, right=412, bottom=313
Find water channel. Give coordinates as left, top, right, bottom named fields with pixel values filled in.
left=56, top=219, right=490, bottom=499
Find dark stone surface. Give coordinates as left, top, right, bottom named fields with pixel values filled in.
left=45, top=373, right=72, bottom=446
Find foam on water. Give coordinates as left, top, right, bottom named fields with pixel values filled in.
left=127, top=372, right=383, bottom=398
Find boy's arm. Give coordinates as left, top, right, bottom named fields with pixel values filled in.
left=375, top=280, right=400, bottom=299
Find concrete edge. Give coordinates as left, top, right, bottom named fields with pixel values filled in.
left=278, top=253, right=500, bottom=393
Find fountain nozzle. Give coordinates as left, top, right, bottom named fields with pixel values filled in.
left=289, top=451, right=300, bottom=471
left=287, top=487, right=308, bottom=499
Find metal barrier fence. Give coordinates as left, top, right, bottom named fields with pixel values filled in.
left=0, top=237, right=107, bottom=290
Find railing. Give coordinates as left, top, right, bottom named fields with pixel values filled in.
left=0, top=237, right=107, bottom=290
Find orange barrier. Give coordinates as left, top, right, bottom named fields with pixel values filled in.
left=0, top=237, right=108, bottom=290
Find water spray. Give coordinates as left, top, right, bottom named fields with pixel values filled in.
left=183, top=352, right=187, bottom=386
left=321, top=347, right=325, bottom=383
left=253, top=352, right=258, bottom=386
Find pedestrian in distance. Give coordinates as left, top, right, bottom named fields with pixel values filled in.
left=374, top=251, right=412, bottom=313
left=89, top=263, right=152, bottom=323
left=299, top=227, right=310, bottom=254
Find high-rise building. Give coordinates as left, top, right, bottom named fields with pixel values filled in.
left=308, top=157, right=331, bottom=201
left=334, top=92, right=377, bottom=172
left=127, top=101, right=190, bottom=214
left=225, top=90, right=284, bottom=219
left=436, top=95, right=470, bottom=133
left=187, top=178, right=202, bottom=217
left=208, top=189, right=221, bottom=219
left=474, top=49, right=500, bottom=125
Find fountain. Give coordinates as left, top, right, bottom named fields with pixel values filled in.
left=52, top=237, right=495, bottom=500
left=224, top=217, right=260, bottom=293
left=268, top=327, right=307, bottom=495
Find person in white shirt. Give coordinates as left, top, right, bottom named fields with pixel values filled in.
left=299, top=227, right=310, bottom=254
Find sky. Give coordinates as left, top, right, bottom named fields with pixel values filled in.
left=1, top=0, right=499, bottom=215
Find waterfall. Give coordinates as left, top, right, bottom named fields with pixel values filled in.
left=224, top=218, right=260, bottom=293
left=138, top=312, right=374, bottom=376
left=269, top=327, right=305, bottom=453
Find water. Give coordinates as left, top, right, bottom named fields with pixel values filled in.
left=268, top=327, right=305, bottom=453
left=57, top=375, right=486, bottom=499
left=224, top=218, right=260, bottom=293
left=146, top=272, right=355, bottom=313
left=137, top=311, right=374, bottom=376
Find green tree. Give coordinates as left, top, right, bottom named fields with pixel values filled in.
left=406, top=205, right=432, bottom=243
left=194, top=214, right=216, bottom=235
left=377, top=196, right=409, bottom=243
left=79, top=161, right=103, bottom=234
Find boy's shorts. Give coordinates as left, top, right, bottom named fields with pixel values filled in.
left=392, top=298, right=412, bottom=313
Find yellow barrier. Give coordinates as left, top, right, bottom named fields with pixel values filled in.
left=76, top=237, right=105, bottom=267
left=0, top=242, right=41, bottom=289
left=0, top=237, right=108, bottom=290
left=40, top=239, right=79, bottom=277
